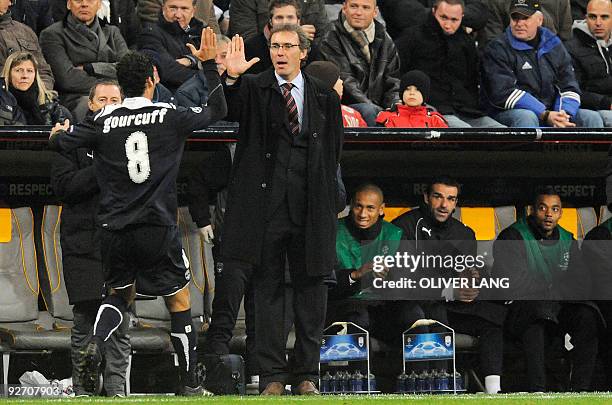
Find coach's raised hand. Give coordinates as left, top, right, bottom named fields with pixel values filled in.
left=186, top=27, right=217, bottom=62
left=224, top=34, right=260, bottom=79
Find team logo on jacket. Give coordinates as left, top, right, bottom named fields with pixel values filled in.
left=521, top=61, right=533, bottom=70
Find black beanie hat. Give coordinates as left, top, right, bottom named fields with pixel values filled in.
left=304, top=61, right=340, bottom=90
left=400, top=70, right=430, bottom=103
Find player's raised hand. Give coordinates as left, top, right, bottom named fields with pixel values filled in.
left=225, top=34, right=260, bottom=78
left=50, top=119, right=70, bottom=138
left=187, top=27, right=217, bottom=62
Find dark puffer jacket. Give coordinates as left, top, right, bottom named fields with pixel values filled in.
left=395, top=13, right=484, bottom=116
left=138, top=13, right=204, bottom=92
left=566, top=20, right=612, bottom=111
left=319, top=12, right=400, bottom=109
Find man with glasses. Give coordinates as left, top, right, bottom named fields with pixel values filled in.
left=319, top=0, right=400, bottom=126
left=395, top=0, right=504, bottom=128
left=481, top=0, right=603, bottom=128
left=219, top=24, right=343, bottom=395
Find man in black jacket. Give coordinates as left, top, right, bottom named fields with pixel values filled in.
left=493, top=187, right=600, bottom=392
left=221, top=25, right=343, bottom=395
left=0, top=77, right=26, bottom=125
left=51, top=80, right=128, bottom=397
left=138, top=0, right=207, bottom=92
left=566, top=0, right=612, bottom=127
left=319, top=0, right=400, bottom=126
left=395, top=0, right=504, bottom=128
left=392, top=176, right=505, bottom=394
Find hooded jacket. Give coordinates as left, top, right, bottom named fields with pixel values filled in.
left=481, top=27, right=582, bottom=119
left=376, top=104, right=448, bottom=128
left=566, top=19, right=612, bottom=111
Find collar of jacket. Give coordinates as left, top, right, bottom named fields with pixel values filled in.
left=505, top=26, right=560, bottom=56
left=0, top=11, right=12, bottom=25
left=572, top=19, right=612, bottom=47
left=395, top=104, right=429, bottom=114
left=158, top=12, right=203, bottom=37
left=526, top=214, right=560, bottom=240
left=418, top=203, right=452, bottom=231
left=346, top=214, right=384, bottom=242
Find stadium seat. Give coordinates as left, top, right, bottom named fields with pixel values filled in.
left=0, top=207, right=71, bottom=392
left=382, top=206, right=412, bottom=222
left=600, top=205, right=612, bottom=224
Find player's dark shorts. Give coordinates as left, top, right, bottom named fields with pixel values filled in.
left=100, top=224, right=190, bottom=297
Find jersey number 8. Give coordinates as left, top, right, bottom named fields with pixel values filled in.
left=125, top=131, right=151, bottom=183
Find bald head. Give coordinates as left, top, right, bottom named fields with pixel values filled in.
left=587, top=0, right=612, bottom=40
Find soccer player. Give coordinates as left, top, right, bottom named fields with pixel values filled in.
left=48, top=28, right=226, bottom=396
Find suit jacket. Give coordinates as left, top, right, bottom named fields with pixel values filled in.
left=220, top=68, right=343, bottom=276
left=39, top=14, right=129, bottom=109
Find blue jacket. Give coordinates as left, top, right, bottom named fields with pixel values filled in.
left=481, top=27, right=581, bottom=119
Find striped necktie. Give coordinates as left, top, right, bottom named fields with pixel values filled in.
left=281, top=83, right=300, bottom=136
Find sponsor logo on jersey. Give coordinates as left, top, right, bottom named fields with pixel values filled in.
left=102, top=108, right=168, bottom=133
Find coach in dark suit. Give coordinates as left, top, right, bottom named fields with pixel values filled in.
left=220, top=24, right=343, bottom=395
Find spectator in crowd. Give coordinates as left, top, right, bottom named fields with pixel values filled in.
left=481, top=0, right=572, bottom=48
left=50, top=79, right=128, bottom=397
left=229, top=0, right=329, bottom=47
left=0, top=0, right=55, bottom=90
left=328, top=183, right=428, bottom=348
left=138, top=0, right=211, bottom=92
left=137, top=0, right=220, bottom=34
left=221, top=25, right=343, bottom=395
left=395, top=0, right=503, bottom=128
left=481, top=0, right=603, bottom=128
left=377, top=0, right=489, bottom=39
left=0, top=77, right=26, bottom=124
left=174, top=34, right=231, bottom=106
left=493, top=187, right=600, bottom=392
left=319, top=0, right=400, bottom=126
left=566, top=0, right=612, bottom=127
left=392, top=176, right=505, bottom=394
left=39, top=0, right=128, bottom=121
left=304, top=60, right=367, bottom=127
left=11, top=0, right=53, bottom=35
left=572, top=0, right=589, bottom=21
left=375, top=70, right=447, bottom=128
left=2, top=51, right=71, bottom=125
left=50, top=0, right=141, bottom=47
left=245, top=0, right=320, bottom=75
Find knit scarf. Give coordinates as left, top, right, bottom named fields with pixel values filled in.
left=343, top=17, right=375, bottom=63
left=10, top=83, right=44, bottom=125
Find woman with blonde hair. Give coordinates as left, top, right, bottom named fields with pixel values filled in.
left=2, top=51, right=71, bottom=125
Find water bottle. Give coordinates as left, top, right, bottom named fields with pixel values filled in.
left=439, top=369, right=450, bottom=391
left=320, top=371, right=332, bottom=393
left=396, top=371, right=407, bottom=393
left=406, top=371, right=417, bottom=393
left=352, top=370, right=364, bottom=392
left=368, top=373, right=377, bottom=392
left=454, top=371, right=464, bottom=391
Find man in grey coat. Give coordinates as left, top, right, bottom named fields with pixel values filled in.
left=39, top=0, right=128, bottom=121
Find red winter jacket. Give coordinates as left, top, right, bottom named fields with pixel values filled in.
left=341, top=105, right=367, bottom=127
left=375, top=104, right=448, bottom=128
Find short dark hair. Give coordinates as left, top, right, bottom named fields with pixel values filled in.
left=427, top=176, right=461, bottom=196
left=162, top=0, right=198, bottom=7
left=88, top=79, right=124, bottom=102
left=269, top=0, right=302, bottom=19
left=116, top=52, right=154, bottom=98
left=352, top=182, right=384, bottom=203
left=533, top=186, right=561, bottom=208
left=269, top=24, right=311, bottom=51
left=433, top=0, right=465, bottom=10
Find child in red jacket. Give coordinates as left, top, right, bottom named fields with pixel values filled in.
left=376, top=70, right=448, bottom=128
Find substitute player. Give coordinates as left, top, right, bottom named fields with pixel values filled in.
left=48, top=28, right=226, bottom=396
